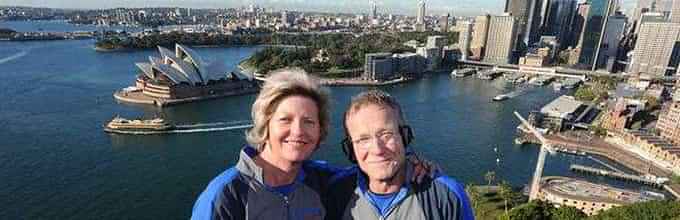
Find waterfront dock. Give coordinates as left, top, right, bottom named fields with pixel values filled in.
left=518, top=130, right=680, bottom=199
left=569, top=164, right=664, bottom=187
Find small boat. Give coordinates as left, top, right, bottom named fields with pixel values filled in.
left=451, top=68, right=476, bottom=77
left=493, top=94, right=510, bottom=101
left=104, top=116, right=174, bottom=133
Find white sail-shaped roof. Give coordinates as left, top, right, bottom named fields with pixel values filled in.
left=165, top=56, right=202, bottom=84
left=152, top=63, right=191, bottom=84
left=136, top=44, right=243, bottom=86
left=176, top=44, right=208, bottom=83
left=149, top=56, right=163, bottom=66
left=204, top=62, right=229, bottom=81
left=157, top=46, right=176, bottom=60
left=136, top=62, right=154, bottom=79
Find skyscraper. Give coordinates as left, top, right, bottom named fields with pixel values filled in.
left=576, top=0, right=616, bottom=70
left=484, top=15, right=518, bottom=64
left=281, top=10, right=294, bottom=27
left=599, top=13, right=626, bottom=72
left=371, top=1, right=378, bottom=19
left=439, top=14, right=450, bottom=32
left=543, top=0, right=577, bottom=46
left=634, top=0, right=673, bottom=26
left=635, top=12, right=666, bottom=34
left=417, top=0, right=426, bottom=24
left=506, top=0, right=543, bottom=46
left=471, top=14, right=491, bottom=60
left=630, top=22, right=680, bottom=76
left=672, top=0, right=680, bottom=23
left=455, top=20, right=474, bottom=60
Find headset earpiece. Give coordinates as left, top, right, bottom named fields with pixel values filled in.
left=400, top=125, right=414, bottom=147
left=341, top=137, right=357, bottom=163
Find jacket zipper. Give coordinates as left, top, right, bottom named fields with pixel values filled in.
left=283, top=195, right=291, bottom=220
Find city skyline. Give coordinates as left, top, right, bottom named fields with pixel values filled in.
left=1, top=0, right=638, bottom=17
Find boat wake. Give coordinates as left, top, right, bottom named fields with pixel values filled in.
left=0, top=50, right=29, bottom=64
left=505, top=85, right=534, bottom=98
left=174, top=120, right=251, bottom=129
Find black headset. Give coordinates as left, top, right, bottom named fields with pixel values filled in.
left=341, top=125, right=414, bottom=163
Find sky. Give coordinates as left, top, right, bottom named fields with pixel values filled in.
left=2, top=0, right=637, bottom=17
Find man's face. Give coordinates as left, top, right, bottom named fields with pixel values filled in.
left=346, top=104, right=406, bottom=182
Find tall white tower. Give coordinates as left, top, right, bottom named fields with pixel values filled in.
left=371, top=0, right=378, bottom=18
left=417, top=0, right=426, bottom=24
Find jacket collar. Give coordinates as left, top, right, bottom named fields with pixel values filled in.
left=235, top=145, right=307, bottom=186
left=356, top=161, right=413, bottom=207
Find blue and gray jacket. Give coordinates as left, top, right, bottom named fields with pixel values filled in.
left=191, top=146, right=337, bottom=220
left=325, top=163, right=475, bottom=220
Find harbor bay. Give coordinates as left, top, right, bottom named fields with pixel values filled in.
left=0, top=20, right=667, bottom=219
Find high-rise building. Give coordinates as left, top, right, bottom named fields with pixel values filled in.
left=417, top=0, right=426, bottom=24
left=506, top=0, right=543, bottom=46
left=576, top=0, right=616, bottom=70
left=426, top=35, right=448, bottom=48
left=599, top=13, right=626, bottom=72
left=673, top=0, right=680, bottom=23
left=657, top=100, right=680, bottom=145
left=568, top=2, right=590, bottom=49
left=364, top=53, right=395, bottom=81
left=484, top=15, right=518, bottom=64
left=543, top=0, right=577, bottom=46
left=281, top=10, right=294, bottom=26
left=634, top=0, right=673, bottom=26
left=371, top=1, right=378, bottom=19
left=440, top=14, right=450, bottom=32
left=471, top=14, right=491, bottom=60
left=635, top=12, right=666, bottom=34
left=630, top=22, right=680, bottom=76
left=455, top=20, right=474, bottom=60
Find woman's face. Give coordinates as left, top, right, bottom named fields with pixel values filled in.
left=266, top=95, right=321, bottom=163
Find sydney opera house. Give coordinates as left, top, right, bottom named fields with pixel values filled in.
left=114, top=44, right=258, bottom=106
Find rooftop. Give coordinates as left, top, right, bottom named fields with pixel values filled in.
left=540, top=95, right=583, bottom=119
left=541, top=176, right=644, bottom=205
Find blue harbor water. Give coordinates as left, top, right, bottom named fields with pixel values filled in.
left=0, top=21, right=663, bottom=219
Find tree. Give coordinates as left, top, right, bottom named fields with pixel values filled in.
left=500, top=200, right=553, bottom=220
left=484, top=171, right=496, bottom=186
left=574, top=86, right=597, bottom=102
left=465, top=183, right=482, bottom=213
left=498, top=181, right=517, bottom=214
left=551, top=206, right=586, bottom=220
left=589, top=200, right=680, bottom=220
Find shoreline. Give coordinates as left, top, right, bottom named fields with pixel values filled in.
left=517, top=130, right=680, bottom=200
left=113, top=87, right=259, bottom=107
left=237, top=59, right=429, bottom=87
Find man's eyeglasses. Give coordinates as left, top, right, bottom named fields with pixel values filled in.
left=351, top=129, right=401, bottom=149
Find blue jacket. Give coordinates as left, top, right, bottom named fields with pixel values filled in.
left=191, top=146, right=338, bottom=220
left=326, top=163, right=475, bottom=220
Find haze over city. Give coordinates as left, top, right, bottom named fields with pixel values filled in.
left=1, top=0, right=637, bottom=16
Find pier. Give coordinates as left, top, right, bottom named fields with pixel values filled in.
left=569, top=164, right=664, bottom=187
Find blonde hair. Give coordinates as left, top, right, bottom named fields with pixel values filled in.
left=246, top=68, right=330, bottom=151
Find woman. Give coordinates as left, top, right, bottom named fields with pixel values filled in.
left=191, top=68, right=432, bottom=220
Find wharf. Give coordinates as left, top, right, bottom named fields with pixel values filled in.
left=518, top=130, right=680, bottom=200
left=569, top=164, right=663, bottom=187
left=519, top=131, right=671, bottom=176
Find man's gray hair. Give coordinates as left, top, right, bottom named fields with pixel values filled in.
left=343, top=89, right=406, bottom=130
left=246, top=68, right=330, bottom=151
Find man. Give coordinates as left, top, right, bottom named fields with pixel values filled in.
left=327, top=90, right=474, bottom=220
